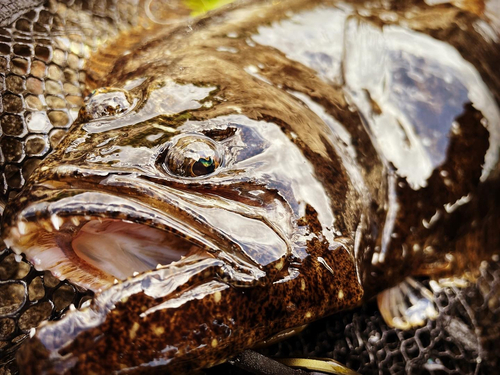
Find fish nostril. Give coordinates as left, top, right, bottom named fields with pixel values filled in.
left=80, top=87, right=134, bottom=121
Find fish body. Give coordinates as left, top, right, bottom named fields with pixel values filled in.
left=1, top=0, right=500, bottom=373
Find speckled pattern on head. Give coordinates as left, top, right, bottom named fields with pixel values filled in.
left=1, top=0, right=500, bottom=374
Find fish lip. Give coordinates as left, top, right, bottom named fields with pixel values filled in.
left=3, top=190, right=222, bottom=292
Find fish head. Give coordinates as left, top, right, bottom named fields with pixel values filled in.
left=2, top=56, right=354, bottom=293
left=2, top=37, right=365, bottom=373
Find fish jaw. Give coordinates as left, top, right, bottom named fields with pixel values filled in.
left=16, top=244, right=363, bottom=374
left=2, top=190, right=229, bottom=292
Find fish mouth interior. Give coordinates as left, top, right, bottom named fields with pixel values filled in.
left=6, top=215, right=203, bottom=292
left=71, top=219, right=199, bottom=280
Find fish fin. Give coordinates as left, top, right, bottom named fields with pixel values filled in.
left=378, top=275, right=476, bottom=330
left=276, top=357, right=361, bottom=375
left=377, top=277, right=441, bottom=330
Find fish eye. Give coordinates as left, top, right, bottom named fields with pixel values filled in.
left=81, top=87, right=133, bottom=120
left=165, top=135, right=222, bottom=178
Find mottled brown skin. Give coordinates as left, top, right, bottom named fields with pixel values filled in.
left=1, top=0, right=500, bottom=374
left=22, top=246, right=361, bottom=374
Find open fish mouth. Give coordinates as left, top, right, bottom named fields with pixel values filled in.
left=2, top=191, right=216, bottom=292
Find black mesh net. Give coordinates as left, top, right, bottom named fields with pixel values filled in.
left=0, top=0, right=142, bottom=203
left=260, top=259, right=500, bottom=375
left=0, top=247, right=93, bottom=374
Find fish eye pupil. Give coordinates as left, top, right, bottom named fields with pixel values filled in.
left=192, top=157, right=215, bottom=176
left=165, top=135, right=222, bottom=178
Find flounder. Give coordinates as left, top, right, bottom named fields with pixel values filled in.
left=1, top=0, right=500, bottom=373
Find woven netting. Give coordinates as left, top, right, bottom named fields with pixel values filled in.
left=0, top=247, right=93, bottom=374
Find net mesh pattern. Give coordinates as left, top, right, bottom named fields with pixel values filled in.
left=0, top=2, right=141, bottom=371
left=0, top=0, right=141, bottom=203
left=206, top=259, right=500, bottom=375
left=0, top=247, right=92, bottom=374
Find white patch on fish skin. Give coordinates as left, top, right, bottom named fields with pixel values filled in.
left=338, top=290, right=344, bottom=300
left=214, top=291, right=222, bottom=303
left=216, top=46, right=239, bottom=53
left=244, top=65, right=272, bottom=85
left=253, top=7, right=349, bottom=85
left=317, top=256, right=334, bottom=275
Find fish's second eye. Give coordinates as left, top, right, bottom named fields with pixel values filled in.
left=166, top=135, right=222, bottom=178
left=81, top=87, right=132, bottom=120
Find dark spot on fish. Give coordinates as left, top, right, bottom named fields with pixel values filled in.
left=297, top=204, right=323, bottom=235
left=202, top=126, right=237, bottom=141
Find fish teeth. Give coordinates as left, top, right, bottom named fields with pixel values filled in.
left=71, top=217, right=80, bottom=226
left=132, top=271, right=139, bottom=276
left=18, top=221, right=28, bottom=235
left=51, top=215, right=64, bottom=231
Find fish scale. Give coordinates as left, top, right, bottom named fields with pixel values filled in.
left=0, top=0, right=500, bottom=374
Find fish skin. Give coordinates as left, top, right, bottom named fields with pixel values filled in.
left=1, top=0, right=500, bottom=373
left=17, top=248, right=362, bottom=374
